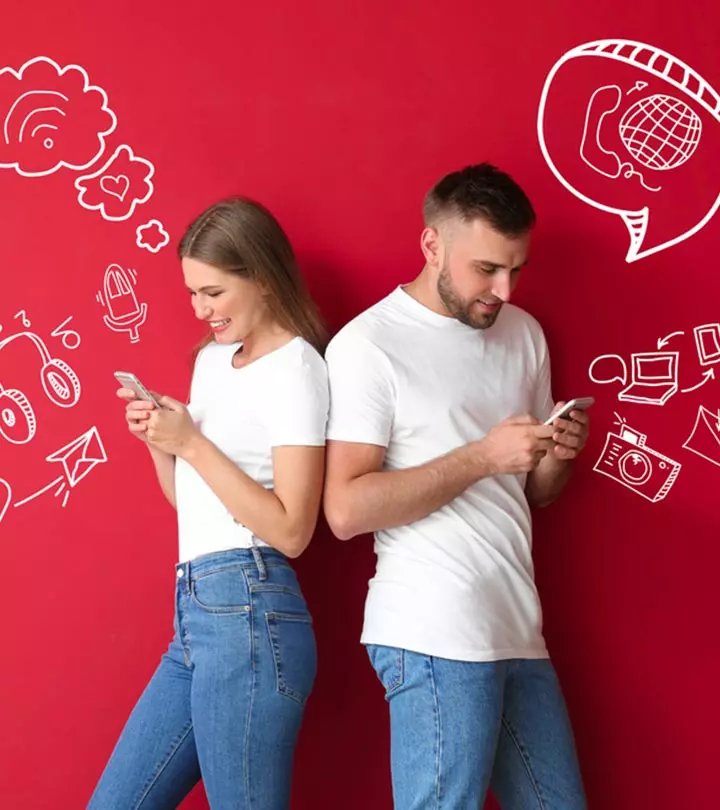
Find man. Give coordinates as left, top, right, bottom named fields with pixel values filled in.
left=323, top=163, right=589, bottom=809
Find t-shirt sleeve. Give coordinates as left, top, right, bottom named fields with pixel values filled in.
left=325, top=331, right=395, bottom=447
left=268, top=357, right=329, bottom=447
left=187, top=346, right=209, bottom=410
left=532, top=330, right=555, bottom=423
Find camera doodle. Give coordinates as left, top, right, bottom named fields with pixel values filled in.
left=594, top=416, right=682, bottom=502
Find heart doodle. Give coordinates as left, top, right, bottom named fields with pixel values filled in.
left=0, top=478, right=11, bottom=524
left=100, top=174, right=130, bottom=202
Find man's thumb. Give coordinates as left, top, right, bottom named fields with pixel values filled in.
left=158, top=394, right=182, bottom=411
left=504, top=413, right=539, bottom=426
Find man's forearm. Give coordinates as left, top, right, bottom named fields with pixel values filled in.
left=330, top=442, right=486, bottom=539
left=525, top=452, right=574, bottom=508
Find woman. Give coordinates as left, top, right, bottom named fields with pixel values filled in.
left=89, top=197, right=329, bottom=809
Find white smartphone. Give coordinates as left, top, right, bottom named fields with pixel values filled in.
left=113, top=371, right=162, bottom=408
left=544, top=397, right=595, bottom=425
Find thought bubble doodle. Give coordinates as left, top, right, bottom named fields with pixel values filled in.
left=75, top=144, right=154, bottom=222
left=136, top=219, right=170, bottom=253
left=538, top=40, right=720, bottom=262
left=0, top=56, right=117, bottom=177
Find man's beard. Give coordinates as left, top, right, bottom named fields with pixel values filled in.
left=437, top=263, right=502, bottom=330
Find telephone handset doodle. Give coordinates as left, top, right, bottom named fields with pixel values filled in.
left=580, top=85, right=624, bottom=179
left=580, top=84, right=661, bottom=192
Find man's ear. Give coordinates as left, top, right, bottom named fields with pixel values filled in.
left=420, top=226, right=443, bottom=269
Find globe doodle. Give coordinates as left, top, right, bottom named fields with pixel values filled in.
left=619, top=94, right=702, bottom=171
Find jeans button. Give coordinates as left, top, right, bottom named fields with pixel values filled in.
left=177, top=568, right=184, bottom=578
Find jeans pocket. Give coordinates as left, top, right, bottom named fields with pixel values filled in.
left=265, top=612, right=317, bottom=707
left=190, top=566, right=250, bottom=614
left=367, top=644, right=405, bottom=698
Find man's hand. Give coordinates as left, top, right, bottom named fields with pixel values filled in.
left=546, top=403, right=590, bottom=461
left=478, top=415, right=557, bottom=476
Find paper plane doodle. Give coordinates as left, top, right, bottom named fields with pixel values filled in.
left=682, top=406, right=720, bottom=467
left=14, top=426, right=107, bottom=509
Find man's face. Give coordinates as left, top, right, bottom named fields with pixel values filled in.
left=430, top=217, right=530, bottom=330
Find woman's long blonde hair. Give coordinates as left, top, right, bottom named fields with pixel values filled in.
left=179, top=197, right=327, bottom=356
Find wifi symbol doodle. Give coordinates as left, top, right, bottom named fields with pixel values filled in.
left=3, top=89, right=69, bottom=150
left=0, top=56, right=117, bottom=177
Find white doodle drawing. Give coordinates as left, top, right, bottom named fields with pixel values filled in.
left=594, top=415, right=681, bottom=502
left=75, top=145, right=154, bottom=222
left=693, top=324, right=720, bottom=366
left=581, top=85, right=667, bottom=192
left=0, top=56, right=117, bottom=177
left=100, top=174, right=129, bottom=201
left=96, top=263, right=147, bottom=343
left=0, top=379, right=36, bottom=444
left=13, top=426, right=107, bottom=509
left=657, top=330, right=683, bottom=349
left=618, top=351, right=679, bottom=404
left=590, top=351, right=679, bottom=405
left=50, top=316, right=81, bottom=350
left=0, top=478, right=11, bottom=524
left=681, top=368, right=715, bottom=393
left=0, top=330, right=81, bottom=444
left=589, top=353, right=628, bottom=387
left=14, top=310, right=30, bottom=327
left=538, top=39, right=720, bottom=262
left=136, top=219, right=170, bottom=254
left=682, top=405, right=720, bottom=467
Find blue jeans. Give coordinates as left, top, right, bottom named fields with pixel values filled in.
left=89, top=547, right=317, bottom=810
left=367, top=645, right=587, bottom=810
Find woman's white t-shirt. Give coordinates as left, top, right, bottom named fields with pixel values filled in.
left=174, top=336, right=329, bottom=563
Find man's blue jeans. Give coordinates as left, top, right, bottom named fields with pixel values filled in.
left=88, top=547, right=317, bottom=810
left=367, top=645, right=587, bottom=809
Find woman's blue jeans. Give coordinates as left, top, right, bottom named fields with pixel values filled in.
left=88, top=546, right=317, bottom=810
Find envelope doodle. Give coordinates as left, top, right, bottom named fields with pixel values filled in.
left=14, top=426, right=107, bottom=509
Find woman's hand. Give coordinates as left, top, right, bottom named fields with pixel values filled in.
left=117, top=387, right=154, bottom=443
left=145, top=396, right=201, bottom=458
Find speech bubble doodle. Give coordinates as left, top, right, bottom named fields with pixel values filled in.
left=589, top=353, right=627, bottom=385
left=538, top=39, right=720, bottom=262
left=0, top=56, right=117, bottom=177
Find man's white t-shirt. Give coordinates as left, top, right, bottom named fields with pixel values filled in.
left=175, top=336, right=329, bottom=563
left=325, top=286, right=555, bottom=663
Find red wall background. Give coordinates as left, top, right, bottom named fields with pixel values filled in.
left=1, top=2, right=718, bottom=808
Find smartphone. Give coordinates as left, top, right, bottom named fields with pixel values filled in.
left=113, top=371, right=162, bottom=408
left=544, top=397, right=595, bottom=425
